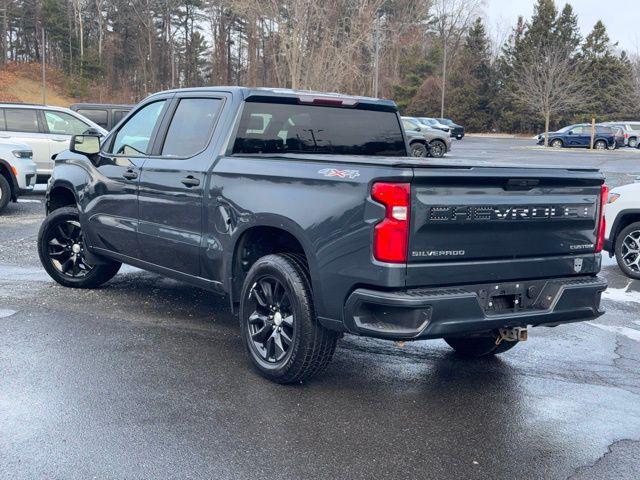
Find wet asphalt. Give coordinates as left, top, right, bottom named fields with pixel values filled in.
left=1, top=138, right=639, bottom=479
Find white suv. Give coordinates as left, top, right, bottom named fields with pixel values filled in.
left=0, top=139, right=37, bottom=213
left=0, top=104, right=107, bottom=181
left=604, top=181, right=640, bottom=278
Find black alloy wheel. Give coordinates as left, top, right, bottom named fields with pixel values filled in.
left=246, top=275, right=296, bottom=364
left=46, top=219, right=93, bottom=278
left=38, top=207, right=121, bottom=288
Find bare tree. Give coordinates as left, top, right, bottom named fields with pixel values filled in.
left=431, top=0, right=483, bottom=117
left=512, top=43, right=585, bottom=146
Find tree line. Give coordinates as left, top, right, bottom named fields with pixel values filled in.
left=0, top=0, right=637, bottom=133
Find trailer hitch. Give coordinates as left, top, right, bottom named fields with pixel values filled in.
left=496, top=327, right=528, bottom=345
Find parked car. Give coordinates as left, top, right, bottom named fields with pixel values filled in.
left=436, top=118, right=465, bottom=139
left=402, top=117, right=451, bottom=158
left=39, top=87, right=607, bottom=384
left=537, top=124, right=616, bottom=150
left=0, top=103, right=107, bottom=181
left=70, top=103, right=133, bottom=131
left=610, top=126, right=625, bottom=149
left=604, top=181, right=640, bottom=279
left=0, top=139, right=36, bottom=213
left=601, top=121, right=640, bottom=148
left=416, top=117, right=451, bottom=134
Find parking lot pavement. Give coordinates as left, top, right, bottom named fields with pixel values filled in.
left=453, top=136, right=640, bottom=188
left=1, top=143, right=640, bottom=480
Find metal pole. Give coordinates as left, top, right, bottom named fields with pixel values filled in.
left=373, top=17, right=380, bottom=98
left=41, top=26, right=46, bottom=105
left=440, top=38, right=446, bottom=118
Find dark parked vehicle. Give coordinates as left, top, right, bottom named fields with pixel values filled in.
left=70, top=103, right=133, bottom=131
left=436, top=118, right=465, bottom=139
left=40, top=87, right=607, bottom=383
left=537, top=124, right=616, bottom=149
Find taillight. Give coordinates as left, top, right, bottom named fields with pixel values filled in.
left=596, top=184, right=608, bottom=253
left=371, top=182, right=410, bottom=263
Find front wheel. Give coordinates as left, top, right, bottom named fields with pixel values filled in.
left=0, top=174, right=10, bottom=214
left=445, top=330, right=519, bottom=357
left=614, top=222, right=640, bottom=280
left=429, top=139, right=447, bottom=158
left=550, top=139, right=563, bottom=148
left=38, top=206, right=121, bottom=288
left=239, top=253, right=338, bottom=384
left=628, top=137, right=638, bottom=148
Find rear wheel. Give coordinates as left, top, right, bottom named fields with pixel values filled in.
left=444, top=330, right=519, bottom=357
left=628, top=137, right=638, bottom=148
left=615, top=222, right=640, bottom=280
left=429, top=139, right=446, bottom=158
left=550, top=139, right=563, bottom=148
left=0, top=174, right=10, bottom=214
left=594, top=139, right=607, bottom=150
left=410, top=142, right=428, bottom=157
left=38, top=206, right=121, bottom=288
left=239, top=253, right=338, bottom=383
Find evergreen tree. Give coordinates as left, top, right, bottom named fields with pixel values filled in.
left=578, top=20, right=635, bottom=119
left=445, top=18, right=496, bottom=131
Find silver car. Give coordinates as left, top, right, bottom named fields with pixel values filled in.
left=602, top=121, right=640, bottom=148
left=0, top=139, right=37, bottom=213
left=0, top=103, right=107, bottom=180
left=402, top=117, right=452, bottom=158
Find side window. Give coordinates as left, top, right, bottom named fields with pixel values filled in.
left=4, top=108, right=40, bottom=133
left=109, top=101, right=166, bottom=156
left=161, top=98, right=221, bottom=157
left=77, top=109, right=108, bottom=129
left=44, top=111, right=91, bottom=135
left=113, top=110, right=129, bottom=124
left=571, top=126, right=583, bottom=134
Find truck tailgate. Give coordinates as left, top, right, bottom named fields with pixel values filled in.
left=408, top=165, right=604, bottom=270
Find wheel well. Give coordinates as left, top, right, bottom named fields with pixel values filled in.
left=613, top=213, right=640, bottom=245
left=409, top=139, right=426, bottom=145
left=232, top=226, right=306, bottom=305
left=48, top=186, right=77, bottom=212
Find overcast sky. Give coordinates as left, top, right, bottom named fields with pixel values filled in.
left=484, top=0, right=639, bottom=54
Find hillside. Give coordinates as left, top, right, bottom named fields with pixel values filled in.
left=0, top=62, right=79, bottom=107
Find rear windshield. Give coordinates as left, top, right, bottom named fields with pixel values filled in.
left=232, top=101, right=406, bottom=156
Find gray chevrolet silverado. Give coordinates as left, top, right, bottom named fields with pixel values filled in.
left=38, top=87, right=607, bottom=383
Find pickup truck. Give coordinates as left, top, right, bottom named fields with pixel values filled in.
left=38, top=87, right=608, bottom=383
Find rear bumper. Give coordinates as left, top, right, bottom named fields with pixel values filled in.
left=343, top=276, right=607, bottom=340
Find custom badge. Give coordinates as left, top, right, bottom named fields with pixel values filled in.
left=318, top=168, right=360, bottom=179
left=574, top=258, right=583, bottom=273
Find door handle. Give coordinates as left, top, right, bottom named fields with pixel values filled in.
left=122, top=170, right=138, bottom=180
left=52, top=137, right=67, bottom=142
left=181, top=176, right=200, bottom=187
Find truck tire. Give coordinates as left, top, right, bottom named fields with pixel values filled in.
left=239, top=253, right=338, bottom=383
left=614, top=222, right=640, bottom=280
left=429, top=139, right=446, bottom=158
left=444, top=331, right=518, bottom=357
left=0, top=174, right=10, bottom=214
left=38, top=206, right=121, bottom=288
left=410, top=142, right=428, bottom=157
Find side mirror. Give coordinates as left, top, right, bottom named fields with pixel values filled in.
left=71, top=134, right=101, bottom=156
